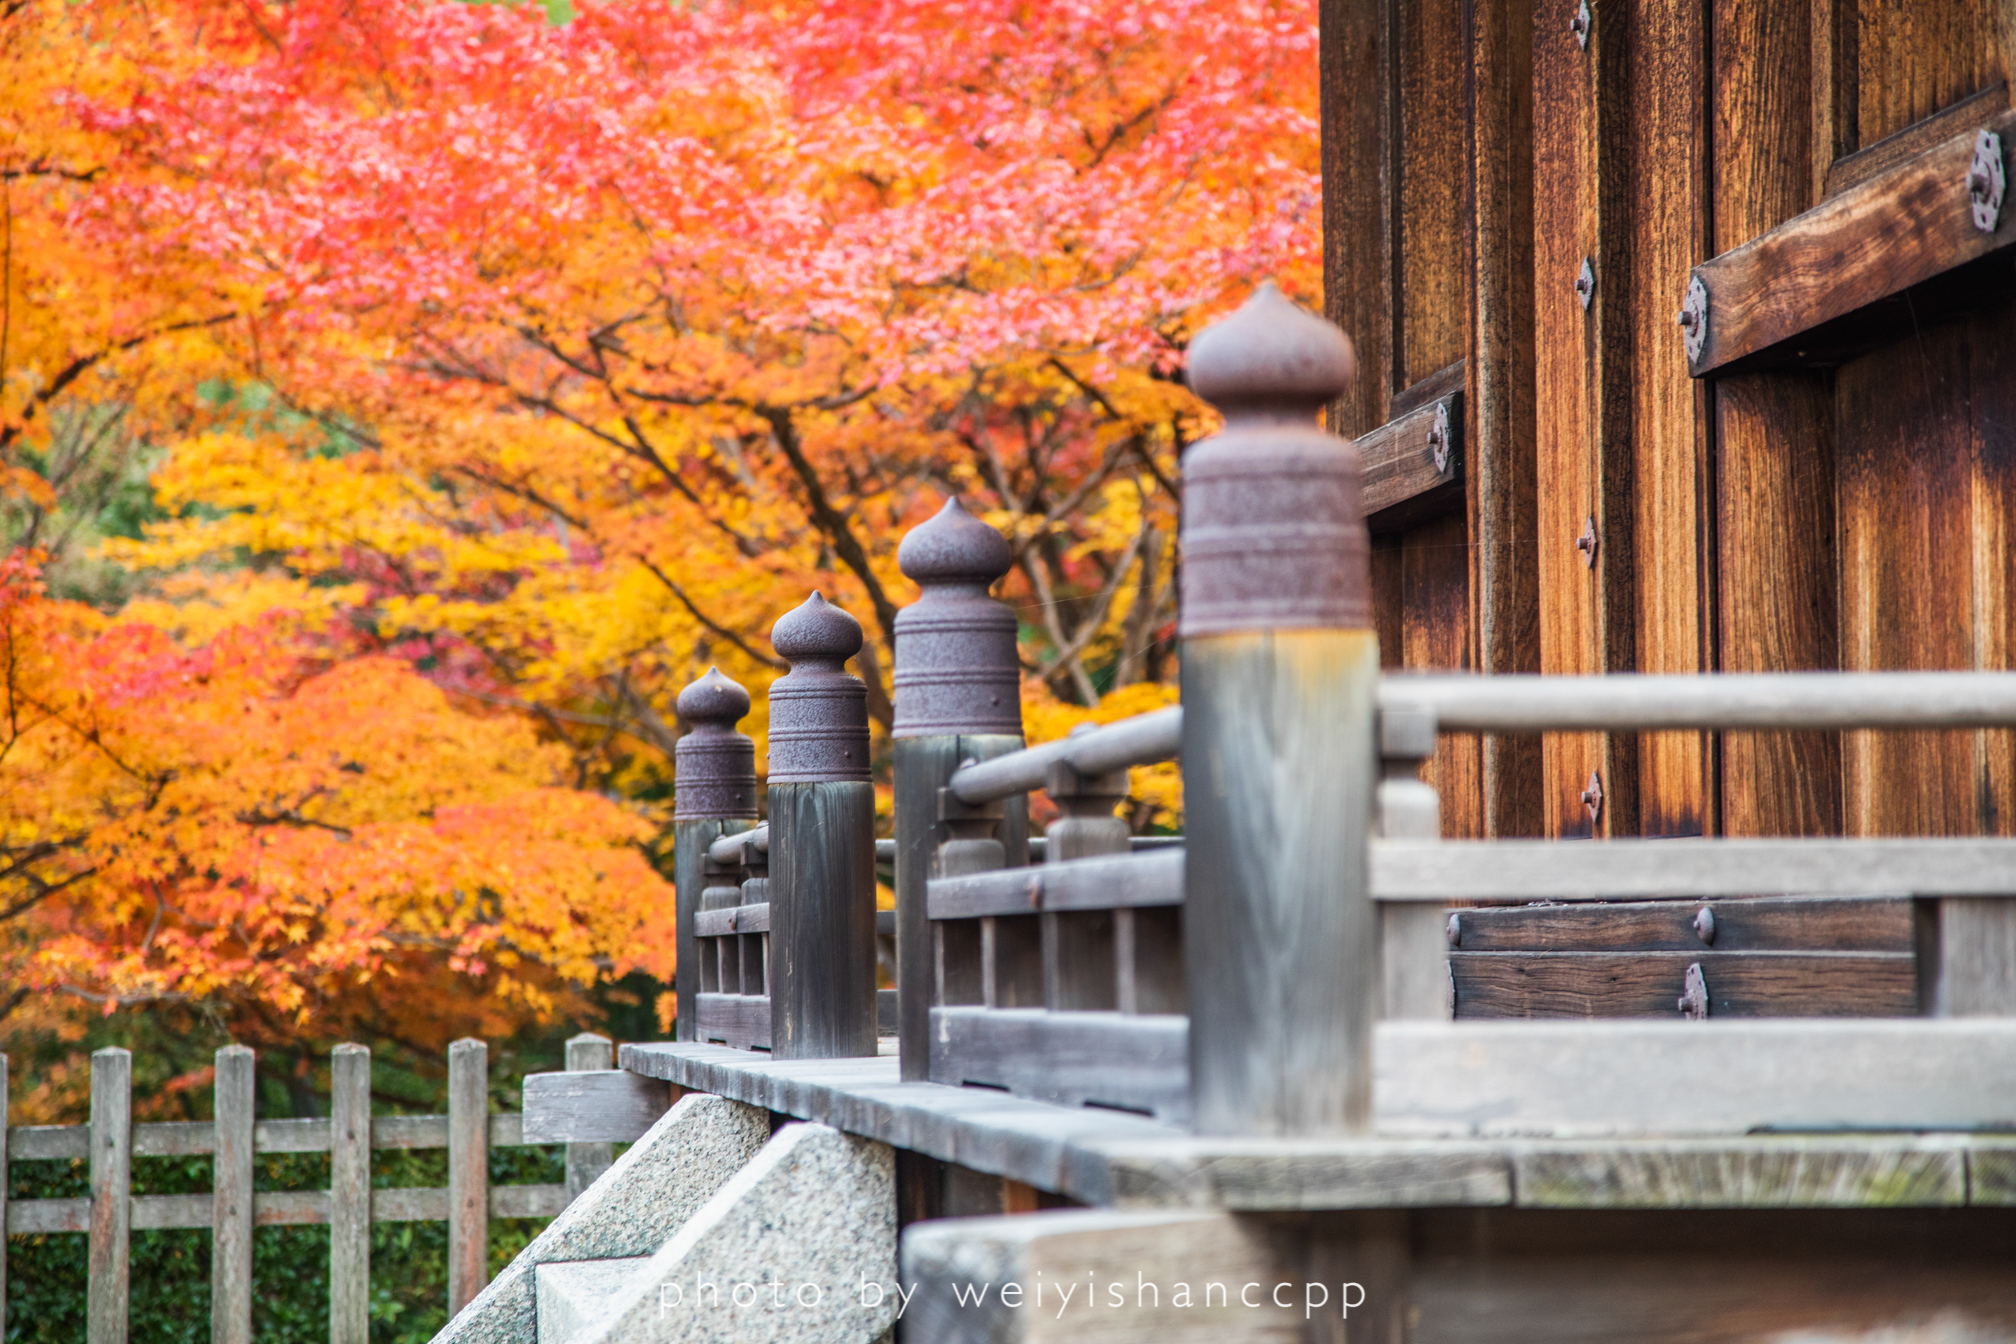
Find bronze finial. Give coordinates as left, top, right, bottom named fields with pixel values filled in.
left=766, top=592, right=872, bottom=783
left=893, top=498, right=1021, bottom=737
left=672, top=667, right=758, bottom=819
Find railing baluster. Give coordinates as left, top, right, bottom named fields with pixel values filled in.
left=329, top=1043, right=371, bottom=1344
left=1180, top=284, right=1380, bottom=1136
left=445, top=1038, right=487, bottom=1316
left=562, top=1033, right=614, bottom=1200
left=1043, top=744, right=1130, bottom=1011
left=87, top=1046, right=132, bottom=1344
left=892, top=498, right=1025, bottom=1079
left=1, top=1052, right=9, bottom=1325
left=211, top=1045, right=255, bottom=1344
left=1378, top=703, right=1453, bottom=1019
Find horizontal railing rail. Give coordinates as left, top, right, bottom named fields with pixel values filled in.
left=947, top=706, right=1182, bottom=804
left=1383, top=670, right=2016, bottom=732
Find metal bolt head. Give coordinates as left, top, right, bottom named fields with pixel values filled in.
left=1678, top=963, right=1710, bottom=1020
left=1575, top=515, right=1598, bottom=568
left=1427, top=402, right=1452, bottom=476
left=1677, top=276, right=1709, bottom=364
left=1693, top=905, right=1716, bottom=946
left=1968, top=130, right=2004, bottom=234
left=1569, top=0, right=1591, bottom=48
left=1575, top=258, right=1596, bottom=310
left=1446, top=912, right=1462, bottom=948
left=1579, top=770, right=1604, bottom=824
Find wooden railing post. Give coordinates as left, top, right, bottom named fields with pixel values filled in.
left=329, top=1043, right=371, bottom=1344
left=211, top=1045, right=255, bottom=1344
left=88, top=1046, right=132, bottom=1344
left=672, top=667, right=759, bottom=1041
left=562, top=1032, right=614, bottom=1199
left=892, top=499, right=1025, bottom=1080
left=1179, top=284, right=1380, bottom=1136
left=445, top=1038, right=488, bottom=1316
left=766, top=593, right=879, bottom=1059
left=1379, top=704, right=1453, bottom=1019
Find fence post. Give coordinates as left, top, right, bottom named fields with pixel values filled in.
left=766, top=593, right=878, bottom=1059
left=329, top=1043, right=371, bottom=1344
left=1, top=1051, right=9, bottom=1330
left=673, top=668, right=760, bottom=1041
left=446, top=1038, right=488, bottom=1316
left=1042, top=739, right=1131, bottom=1012
left=892, top=499, right=1025, bottom=1080
left=88, top=1046, right=132, bottom=1344
left=563, top=1033, right=614, bottom=1199
left=1379, top=704, right=1454, bottom=1019
left=211, top=1045, right=255, bottom=1344
left=1179, top=284, right=1379, bottom=1136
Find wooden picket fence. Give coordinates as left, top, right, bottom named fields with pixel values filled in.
left=0, top=1033, right=618, bottom=1343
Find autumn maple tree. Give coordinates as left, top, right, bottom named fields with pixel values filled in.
left=0, top=0, right=1317, bottom=1084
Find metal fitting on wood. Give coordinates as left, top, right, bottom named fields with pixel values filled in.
left=767, top=592, right=871, bottom=783
left=894, top=498, right=1021, bottom=737
left=1180, top=282, right=1368, bottom=636
left=673, top=667, right=758, bottom=820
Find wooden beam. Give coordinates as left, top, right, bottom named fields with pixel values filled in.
left=1450, top=950, right=1917, bottom=1018
left=445, top=1038, right=488, bottom=1316
left=1373, top=836, right=2016, bottom=900
left=521, top=1069, right=673, bottom=1145
left=1689, top=109, right=2016, bottom=376
left=1376, top=1018, right=2016, bottom=1136
left=1357, top=386, right=1462, bottom=532
left=1446, top=893, right=1912, bottom=952
left=928, top=849, right=1182, bottom=921
left=928, top=1007, right=1188, bottom=1123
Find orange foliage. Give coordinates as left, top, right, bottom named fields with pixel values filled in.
left=0, top=552, right=674, bottom=1045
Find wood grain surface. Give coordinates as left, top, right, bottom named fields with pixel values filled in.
left=1446, top=894, right=1913, bottom=952
left=1450, top=949, right=1918, bottom=1018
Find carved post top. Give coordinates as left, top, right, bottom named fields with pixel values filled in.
left=673, top=666, right=758, bottom=820
left=893, top=498, right=1022, bottom=738
left=1180, top=281, right=1370, bottom=637
left=767, top=592, right=872, bottom=783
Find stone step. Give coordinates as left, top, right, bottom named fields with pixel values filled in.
left=536, top=1257, right=652, bottom=1343
left=434, top=1092, right=769, bottom=1344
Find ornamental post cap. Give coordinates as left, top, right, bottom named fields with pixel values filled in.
left=1185, top=282, right=1356, bottom=419
left=770, top=591, right=863, bottom=663
left=674, top=666, right=751, bottom=725
left=897, top=497, right=1013, bottom=588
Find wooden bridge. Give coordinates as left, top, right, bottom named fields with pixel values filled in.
left=462, top=281, right=2016, bottom=1344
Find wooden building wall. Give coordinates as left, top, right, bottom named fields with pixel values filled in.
left=1325, top=0, right=2016, bottom=840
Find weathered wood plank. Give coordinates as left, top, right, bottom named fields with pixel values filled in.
left=1689, top=109, right=2016, bottom=375
left=1826, top=81, right=2010, bottom=197
left=1511, top=1137, right=1968, bottom=1207
left=1318, top=0, right=1392, bottom=440
left=330, top=1043, right=370, bottom=1344
left=947, top=714, right=1178, bottom=806
left=693, top=902, right=769, bottom=937
left=694, top=992, right=771, bottom=1049
left=0, top=1053, right=7, bottom=1326
left=1450, top=950, right=1918, bottom=1019
left=1465, top=0, right=1541, bottom=844
left=928, top=1008, right=1188, bottom=1123
left=1445, top=894, right=1914, bottom=952
left=675, top=817, right=735, bottom=1042
left=88, top=1047, right=130, bottom=1344
left=1376, top=1019, right=2016, bottom=1137
left=1373, top=837, right=2016, bottom=900
left=1855, top=0, right=2008, bottom=146
left=211, top=1045, right=254, bottom=1344
left=929, top=849, right=1182, bottom=921
left=522, top=1068, right=673, bottom=1145
left=445, top=1038, right=488, bottom=1315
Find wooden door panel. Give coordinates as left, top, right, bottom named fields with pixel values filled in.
left=1855, top=0, right=2010, bottom=145
left=1837, top=303, right=2016, bottom=836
